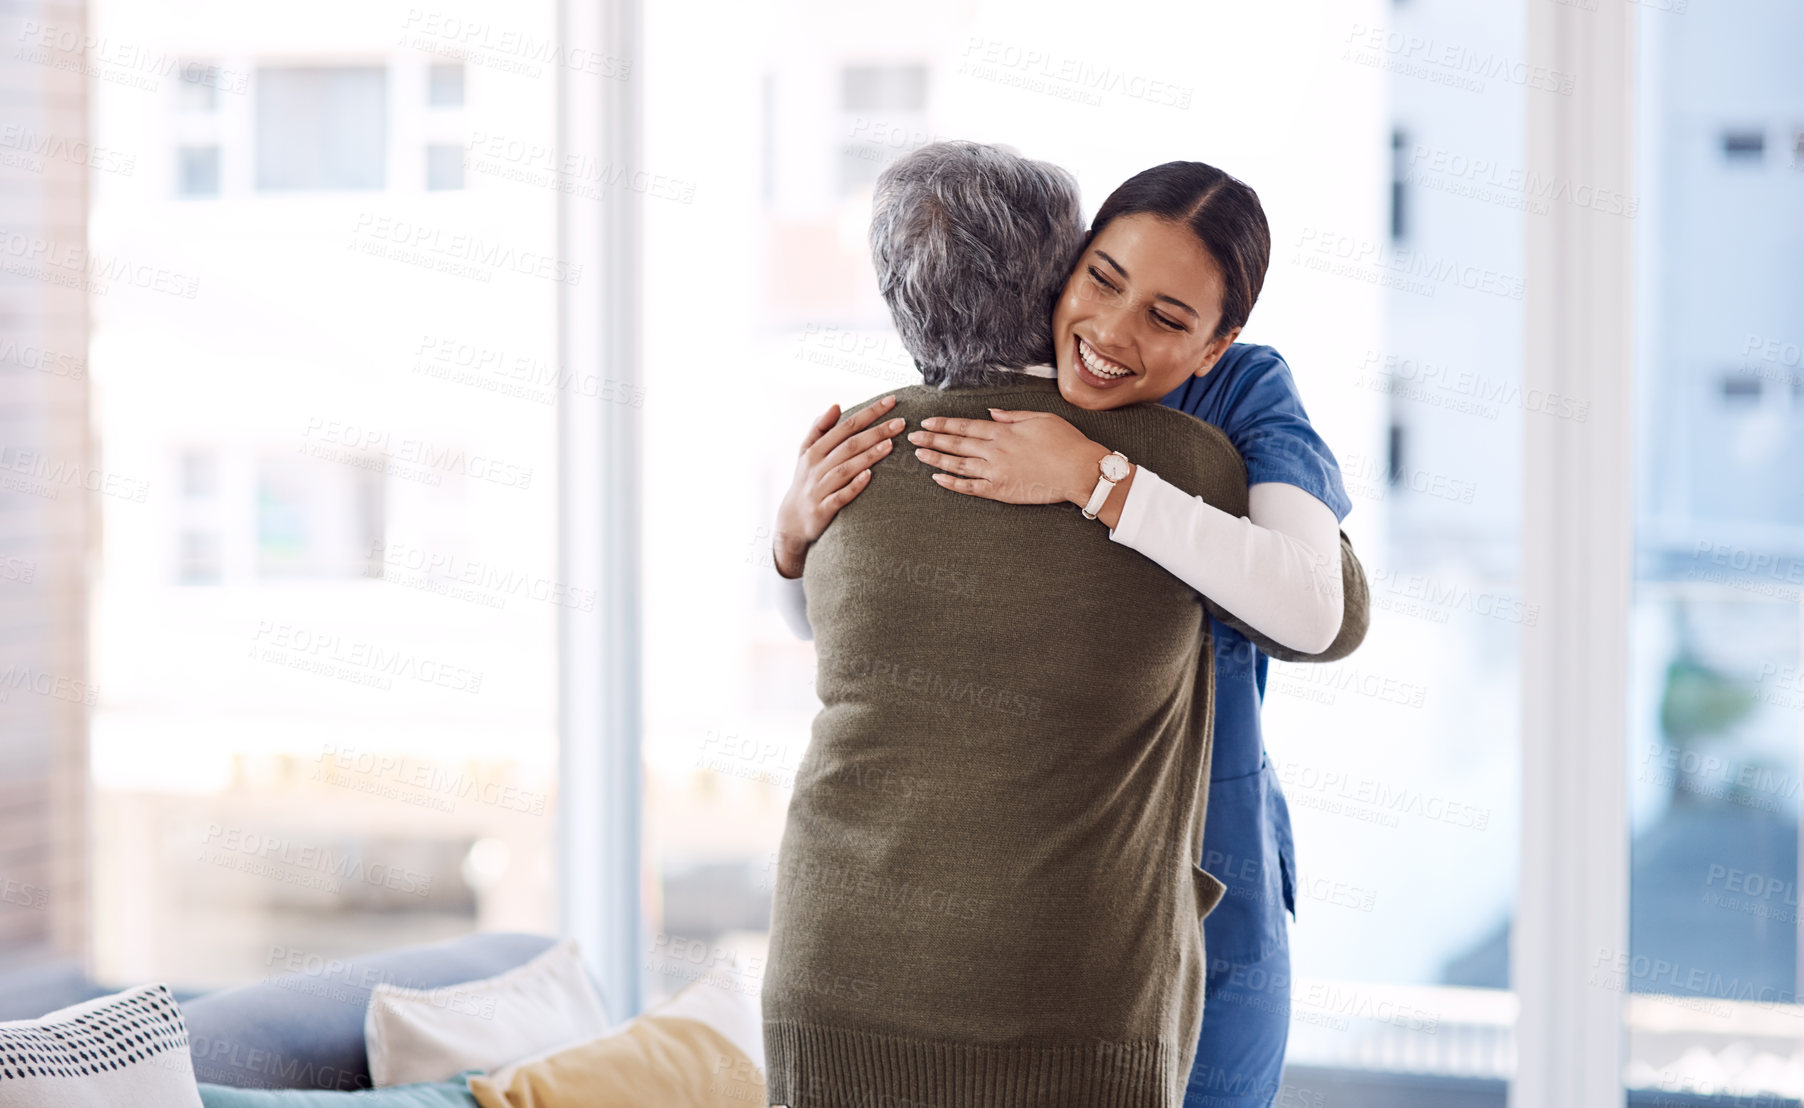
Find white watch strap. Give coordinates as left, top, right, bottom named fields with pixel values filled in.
left=1082, top=472, right=1117, bottom=519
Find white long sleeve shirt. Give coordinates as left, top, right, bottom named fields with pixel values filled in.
left=777, top=368, right=1345, bottom=654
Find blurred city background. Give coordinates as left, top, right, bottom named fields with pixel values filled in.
left=1, top=0, right=1800, bottom=1103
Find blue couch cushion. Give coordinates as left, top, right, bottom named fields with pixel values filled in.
left=181, top=932, right=564, bottom=1091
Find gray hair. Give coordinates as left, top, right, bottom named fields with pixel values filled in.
left=868, top=141, right=1085, bottom=389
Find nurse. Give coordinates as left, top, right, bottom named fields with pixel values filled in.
left=772, top=160, right=1360, bottom=1108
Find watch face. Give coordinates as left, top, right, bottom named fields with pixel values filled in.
left=1100, top=453, right=1130, bottom=481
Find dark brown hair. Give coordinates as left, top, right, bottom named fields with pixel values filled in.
left=1087, top=162, right=1271, bottom=339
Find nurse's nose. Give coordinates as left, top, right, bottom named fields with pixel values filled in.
left=1088, top=305, right=1134, bottom=357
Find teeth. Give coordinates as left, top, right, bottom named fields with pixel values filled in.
left=1078, top=337, right=1131, bottom=379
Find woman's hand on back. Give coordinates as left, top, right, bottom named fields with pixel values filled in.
left=909, top=409, right=1112, bottom=506
left=772, top=396, right=907, bottom=579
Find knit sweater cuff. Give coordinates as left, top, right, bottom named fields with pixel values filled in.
left=764, top=1020, right=1180, bottom=1108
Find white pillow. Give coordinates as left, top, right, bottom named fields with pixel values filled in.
left=0, top=983, right=204, bottom=1108
left=364, top=937, right=609, bottom=1087
left=465, top=973, right=766, bottom=1108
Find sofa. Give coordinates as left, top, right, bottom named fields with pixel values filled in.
left=0, top=932, right=768, bottom=1107
left=178, top=932, right=574, bottom=1092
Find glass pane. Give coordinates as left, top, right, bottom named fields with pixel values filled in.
left=643, top=0, right=1522, bottom=1098
left=426, top=144, right=465, bottom=191
left=255, top=66, right=389, bottom=191
left=428, top=63, right=465, bottom=109
left=178, top=66, right=220, bottom=113
left=1624, top=2, right=1804, bottom=1100
left=85, top=3, right=560, bottom=994
left=177, top=146, right=221, bottom=196
left=1275, top=0, right=1526, bottom=1089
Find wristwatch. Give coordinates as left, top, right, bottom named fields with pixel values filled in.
left=1081, top=450, right=1131, bottom=520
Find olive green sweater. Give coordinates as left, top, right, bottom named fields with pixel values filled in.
left=763, top=374, right=1359, bottom=1108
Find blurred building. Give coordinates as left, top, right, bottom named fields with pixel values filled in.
left=0, top=0, right=93, bottom=1020
left=1383, top=0, right=1804, bottom=1100
left=80, top=0, right=563, bottom=990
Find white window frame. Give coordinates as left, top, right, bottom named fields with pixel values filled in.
left=1517, top=4, right=1637, bottom=1107
left=556, top=0, right=646, bottom=1020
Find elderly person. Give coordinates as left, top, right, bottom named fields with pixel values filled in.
left=760, top=141, right=1357, bottom=1108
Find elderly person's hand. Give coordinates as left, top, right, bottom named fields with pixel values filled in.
left=908, top=409, right=1119, bottom=507
left=772, top=395, right=908, bottom=578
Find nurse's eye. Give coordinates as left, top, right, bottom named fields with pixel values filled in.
left=1151, top=311, right=1185, bottom=332
left=1086, top=266, right=1120, bottom=295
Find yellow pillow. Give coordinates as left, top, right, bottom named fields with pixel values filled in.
left=465, top=978, right=765, bottom=1108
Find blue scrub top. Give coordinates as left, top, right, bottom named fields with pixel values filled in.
left=1157, top=343, right=1354, bottom=967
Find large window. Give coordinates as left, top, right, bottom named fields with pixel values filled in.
left=637, top=0, right=1520, bottom=1097
left=83, top=4, right=561, bottom=990
left=1621, top=2, right=1804, bottom=1099
left=0, top=2, right=1794, bottom=1103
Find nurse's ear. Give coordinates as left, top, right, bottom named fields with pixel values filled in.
left=1193, top=327, right=1242, bottom=378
